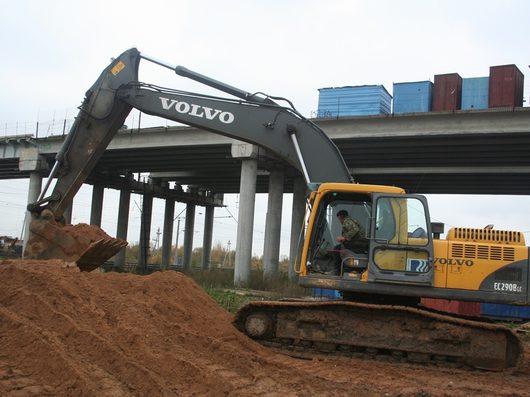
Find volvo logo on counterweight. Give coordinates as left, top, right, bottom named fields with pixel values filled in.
left=159, top=97, right=235, bottom=124
left=434, top=258, right=474, bottom=267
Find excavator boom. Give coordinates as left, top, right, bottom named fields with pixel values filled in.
left=24, top=48, right=350, bottom=269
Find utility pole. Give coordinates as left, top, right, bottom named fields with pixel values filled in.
left=173, top=207, right=186, bottom=268
left=222, top=240, right=232, bottom=268
left=174, top=218, right=181, bottom=267
left=154, top=227, right=161, bottom=250
left=227, top=240, right=231, bottom=268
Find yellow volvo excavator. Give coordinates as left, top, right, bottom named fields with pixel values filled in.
left=24, top=49, right=527, bottom=371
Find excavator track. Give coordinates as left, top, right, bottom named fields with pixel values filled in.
left=233, top=300, right=522, bottom=371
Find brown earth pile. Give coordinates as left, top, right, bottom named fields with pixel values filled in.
left=1, top=260, right=530, bottom=397
left=25, top=215, right=127, bottom=271
left=61, top=223, right=118, bottom=246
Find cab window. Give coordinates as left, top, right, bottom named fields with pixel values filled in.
left=373, top=196, right=430, bottom=273
left=374, top=197, right=428, bottom=246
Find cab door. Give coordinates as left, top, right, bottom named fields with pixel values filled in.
left=368, top=194, right=434, bottom=286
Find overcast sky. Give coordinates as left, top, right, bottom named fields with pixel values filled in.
left=1, top=0, right=530, bottom=258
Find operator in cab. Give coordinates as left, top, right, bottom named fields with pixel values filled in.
left=333, top=210, right=368, bottom=274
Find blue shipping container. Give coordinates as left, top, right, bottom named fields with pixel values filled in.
left=317, top=85, right=392, bottom=118
left=312, top=288, right=341, bottom=299
left=481, top=303, right=530, bottom=320
left=461, top=77, right=489, bottom=110
left=393, top=81, right=433, bottom=113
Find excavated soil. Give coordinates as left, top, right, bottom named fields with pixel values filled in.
left=62, top=223, right=118, bottom=246
left=1, top=260, right=530, bottom=397
left=25, top=217, right=126, bottom=267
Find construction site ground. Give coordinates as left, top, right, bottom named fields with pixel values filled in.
left=1, top=259, right=530, bottom=397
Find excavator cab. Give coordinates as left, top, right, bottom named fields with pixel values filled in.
left=305, top=191, right=372, bottom=275
left=302, top=183, right=435, bottom=287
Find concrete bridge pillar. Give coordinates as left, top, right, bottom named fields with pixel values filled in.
left=162, top=198, right=175, bottom=270
left=263, top=167, right=284, bottom=281
left=138, top=193, right=153, bottom=272
left=182, top=200, right=196, bottom=270
left=202, top=204, right=214, bottom=270
left=90, top=184, right=104, bottom=227
left=23, top=171, right=43, bottom=254
left=232, top=143, right=258, bottom=287
left=114, top=188, right=131, bottom=268
left=289, top=176, right=307, bottom=281
left=20, top=148, right=46, bottom=254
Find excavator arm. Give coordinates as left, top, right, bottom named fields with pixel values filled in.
left=24, top=48, right=351, bottom=269
left=28, top=49, right=140, bottom=218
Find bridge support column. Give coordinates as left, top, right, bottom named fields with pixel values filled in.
left=202, top=205, right=214, bottom=270
left=182, top=201, right=196, bottom=270
left=20, top=148, right=46, bottom=254
left=162, top=198, right=175, bottom=270
left=114, top=188, right=130, bottom=269
left=234, top=155, right=258, bottom=287
left=138, top=193, right=153, bottom=272
left=23, top=171, right=43, bottom=254
left=263, top=168, right=284, bottom=281
left=289, top=176, right=307, bottom=281
left=90, top=184, right=104, bottom=227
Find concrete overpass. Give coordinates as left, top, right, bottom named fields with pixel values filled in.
left=4, top=107, right=529, bottom=193
left=1, top=107, right=530, bottom=283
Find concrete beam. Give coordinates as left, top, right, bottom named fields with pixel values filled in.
left=18, top=147, right=47, bottom=172
left=94, top=173, right=224, bottom=206
left=0, top=135, right=35, bottom=160
left=315, top=107, right=530, bottom=139
left=351, top=166, right=530, bottom=174
left=25, top=109, right=530, bottom=158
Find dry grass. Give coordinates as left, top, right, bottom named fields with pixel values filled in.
left=186, top=268, right=306, bottom=296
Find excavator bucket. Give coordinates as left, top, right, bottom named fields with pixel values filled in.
left=24, top=209, right=127, bottom=271
left=76, top=238, right=129, bottom=272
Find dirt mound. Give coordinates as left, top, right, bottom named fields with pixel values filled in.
left=62, top=222, right=117, bottom=246
left=0, top=260, right=354, bottom=396
left=1, top=259, right=530, bottom=397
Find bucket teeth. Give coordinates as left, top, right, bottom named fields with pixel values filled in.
left=76, top=238, right=128, bottom=272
